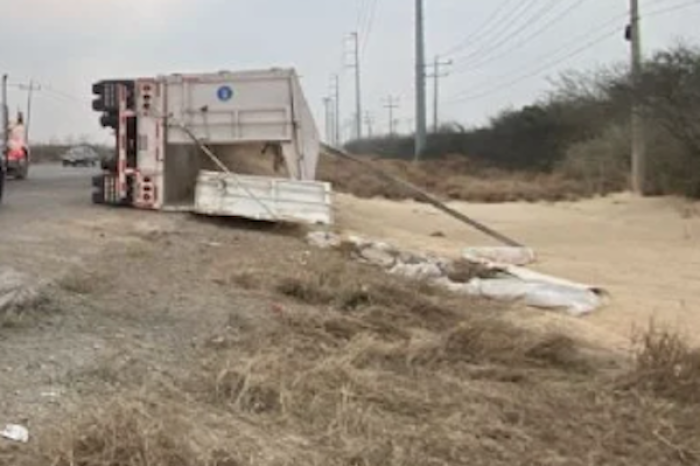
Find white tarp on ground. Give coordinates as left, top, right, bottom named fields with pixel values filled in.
left=306, top=232, right=607, bottom=317
left=462, top=246, right=537, bottom=266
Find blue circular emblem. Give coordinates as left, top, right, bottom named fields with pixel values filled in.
left=217, top=85, right=233, bottom=101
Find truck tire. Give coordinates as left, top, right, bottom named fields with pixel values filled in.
left=101, top=157, right=117, bottom=171
left=92, top=191, right=105, bottom=205
left=92, top=174, right=106, bottom=204
left=14, top=161, right=28, bottom=180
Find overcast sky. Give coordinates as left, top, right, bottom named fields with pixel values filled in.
left=1, top=0, right=698, bottom=143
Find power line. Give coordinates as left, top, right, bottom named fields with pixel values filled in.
left=361, top=0, right=380, bottom=56
left=441, top=0, right=520, bottom=56
left=445, top=28, right=620, bottom=104
left=356, top=0, right=370, bottom=34
left=452, top=0, right=592, bottom=74
left=444, top=0, right=700, bottom=105
left=450, top=0, right=562, bottom=67
left=446, top=0, right=542, bottom=60
left=644, top=0, right=700, bottom=17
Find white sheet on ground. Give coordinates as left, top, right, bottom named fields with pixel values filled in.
left=462, top=247, right=537, bottom=266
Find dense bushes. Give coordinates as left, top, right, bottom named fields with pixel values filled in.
left=345, top=44, right=700, bottom=199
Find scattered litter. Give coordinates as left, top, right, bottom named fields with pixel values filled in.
left=306, top=231, right=342, bottom=249
left=1, top=424, right=29, bottom=443
left=466, top=277, right=604, bottom=317
left=390, top=261, right=444, bottom=281
left=463, top=247, right=537, bottom=266
left=358, top=246, right=396, bottom=268
left=306, top=233, right=607, bottom=316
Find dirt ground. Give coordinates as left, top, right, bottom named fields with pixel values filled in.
left=1, top=169, right=700, bottom=464
left=336, top=192, right=700, bottom=348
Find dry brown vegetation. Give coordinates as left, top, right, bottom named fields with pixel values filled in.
left=317, top=153, right=591, bottom=203
left=8, top=246, right=700, bottom=466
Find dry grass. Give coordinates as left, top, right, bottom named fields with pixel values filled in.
left=0, top=290, right=57, bottom=330
left=56, top=268, right=103, bottom=295
left=194, top=252, right=700, bottom=464
left=33, top=401, right=202, bottom=466
left=11, top=249, right=700, bottom=466
left=317, top=153, right=590, bottom=203
left=624, top=325, right=700, bottom=404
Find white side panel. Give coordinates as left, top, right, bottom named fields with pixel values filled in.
left=165, top=70, right=295, bottom=145
left=290, top=74, right=320, bottom=180
left=194, top=170, right=333, bottom=225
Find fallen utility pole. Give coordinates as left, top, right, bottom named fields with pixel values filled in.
left=321, top=143, right=523, bottom=247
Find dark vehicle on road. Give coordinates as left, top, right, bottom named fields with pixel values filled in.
left=61, top=146, right=100, bottom=167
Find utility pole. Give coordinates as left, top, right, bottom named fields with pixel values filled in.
left=323, top=97, right=333, bottom=143
left=346, top=32, right=363, bottom=140
left=19, top=80, right=40, bottom=141
left=427, top=56, right=452, bottom=133
left=628, top=0, right=645, bottom=194
left=383, top=96, right=400, bottom=136
left=330, top=74, right=341, bottom=145
left=364, top=112, right=374, bottom=137
left=414, top=0, right=427, bottom=160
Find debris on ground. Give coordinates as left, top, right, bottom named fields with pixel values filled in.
left=1, top=424, right=29, bottom=443
left=463, top=246, right=537, bottom=266
left=306, top=231, right=606, bottom=316
left=0, top=268, right=44, bottom=315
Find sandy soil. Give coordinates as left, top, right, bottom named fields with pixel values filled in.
left=2, top=170, right=699, bottom=464
left=335, top=192, right=700, bottom=348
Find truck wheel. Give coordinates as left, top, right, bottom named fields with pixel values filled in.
left=92, top=191, right=106, bottom=204
left=14, top=162, right=28, bottom=180
left=92, top=175, right=106, bottom=204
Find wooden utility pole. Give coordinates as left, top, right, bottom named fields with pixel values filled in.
left=427, top=56, right=452, bottom=133
left=364, top=112, right=374, bottom=137
left=19, top=80, right=40, bottom=141
left=629, top=0, right=645, bottom=194
left=414, top=0, right=427, bottom=160
left=383, top=96, right=400, bottom=136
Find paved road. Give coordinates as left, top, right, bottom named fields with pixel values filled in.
left=0, top=164, right=107, bottom=277
left=2, top=164, right=98, bottom=220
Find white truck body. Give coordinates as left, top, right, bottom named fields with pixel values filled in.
left=98, top=68, right=332, bottom=225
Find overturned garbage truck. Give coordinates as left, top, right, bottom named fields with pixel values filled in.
left=91, top=69, right=332, bottom=224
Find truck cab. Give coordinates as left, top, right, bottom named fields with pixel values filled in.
left=5, top=112, right=29, bottom=179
